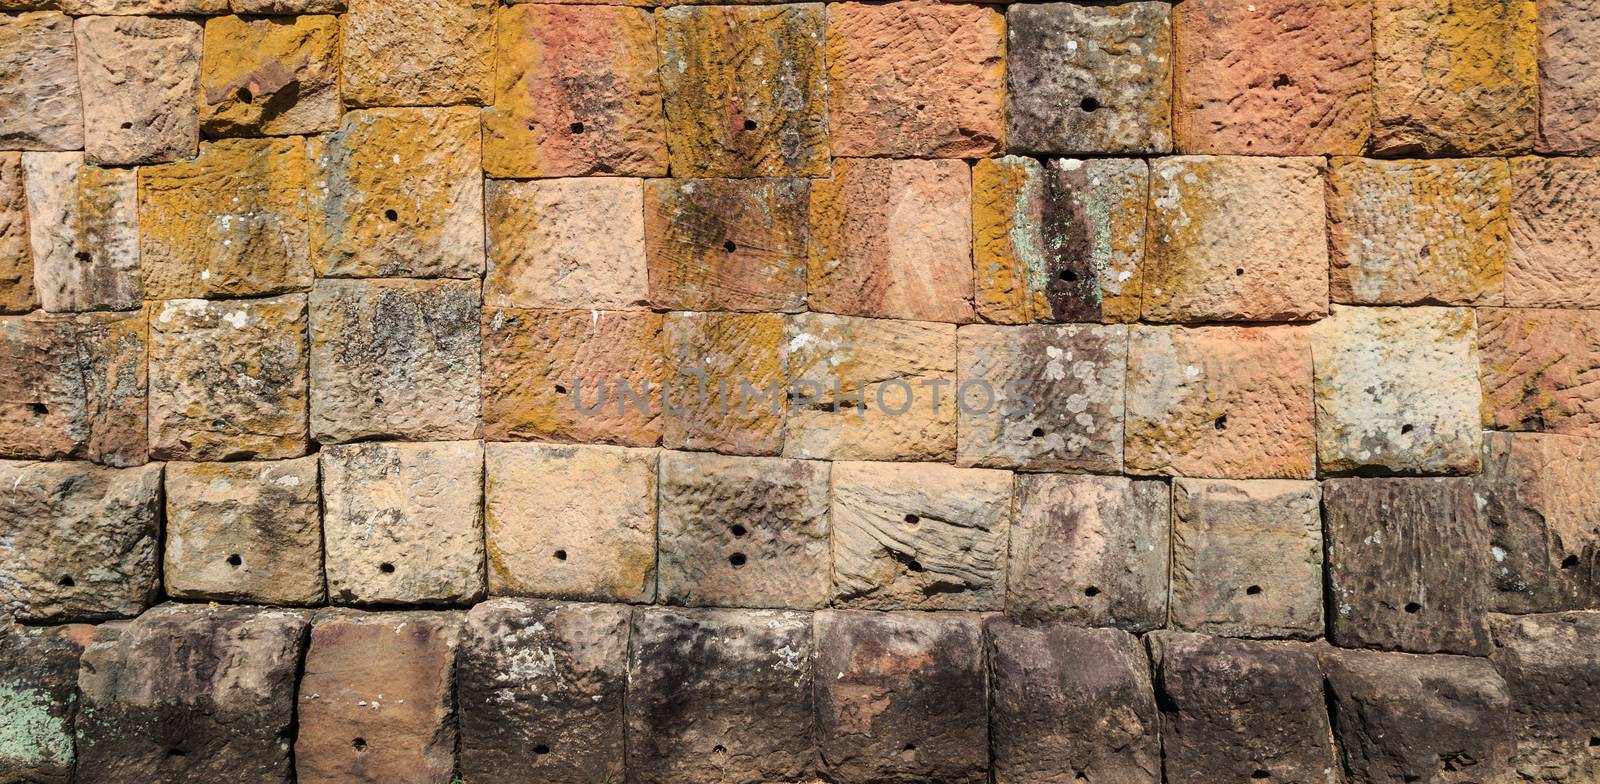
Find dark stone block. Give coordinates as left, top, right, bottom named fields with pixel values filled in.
left=0, top=619, right=92, bottom=784
left=1489, top=611, right=1600, bottom=784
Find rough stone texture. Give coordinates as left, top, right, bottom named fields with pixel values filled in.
left=321, top=441, right=485, bottom=606
left=1170, top=479, right=1323, bottom=639
left=1508, top=156, right=1600, bottom=309
left=972, top=156, right=1147, bottom=325
left=0, top=153, right=31, bottom=314
left=163, top=457, right=324, bottom=605
left=1479, top=431, right=1600, bottom=613
left=1312, top=305, right=1482, bottom=475
left=831, top=460, right=1010, bottom=611
left=826, top=2, right=1003, bottom=158
left=644, top=177, right=809, bottom=313
left=1325, top=477, right=1492, bottom=655
left=657, top=4, right=829, bottom=177
left=0, top=620, right=89, bottom=784
left=485, top=178, right=647, bottom=310
left=1125, top=325, right=1316, bottom=479
left=230, top=0, right=341, bottom=13
left=627, top=607, right=815, bottom=784
left=1372, top=0, right=1538, bottom=155
left=339, top=0, right=491, bottom=107
left=985, top=619, right=1161, bottom=784
left=21, top=152, right=140, bottom=313
left=808, top=157, right=974, bottom=323
left=138, top=137, right=313, bottom=300
left=484, top=443, right=657, bottom=603
left=457, top=599, right=630, bottom=784
left=0, top=12, right=82, bottom=151
left=662, top=311, right=787, bottom=456
left=198, top=14, right=339, bottom=138
left=1009, top=473, right=1169, bottom=631
left=482, top=5, right=666, bottom=178
left=481, top=307, right=664, bottom=446
left=1173, top=0, right=1373, bottom=155
left=1488, top=611, right=1600, bottom=784
left=296, top=611, right=460, bottom=784
left=149, top=295, right=309, bottom=461
left=957, top=323, right=1126, bottom=472
left=308, top=108, right=484, bottom=279
left=60, top=0, right=224, bottom=14
left=1479, top=307, right=1600, bottom=439
left=785, top=312, right=957, bottom=462
left=75, top=604, right=308, bottom=784
left=308, top=279, right=481, bottom=443
left=657, top=451, right=830, bottom=609
left=75, top=16, right=202, bottom=165
left=1537, top=0, right=1600, bottom=153
left=1144, top=156, right=1329, bottom=322
left=815, top=610, right=987, bottom=784
left=0, top=311, right=147, bottom=466
left=1327, top=157, right=1511, bottom=305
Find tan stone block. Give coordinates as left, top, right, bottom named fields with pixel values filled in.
left=150, top=296, right=307, bottom=461
left=163, top=457, right=324, bottom=605
left=339, top=0, right=491, bottom=107
left=809, top=157, right=974, bottom=323
left=138, top=138, right=313, bottom=300
left=198, top=14, right=339, bottom=137
left=1327, top=157, right=1510, bottom=306
left=21, top=152, right=139, bottom=313
left=1479, top=307, right=1600, bottom=439
left=1144, top=155, right=1328, bottom=323
left=826, top=1, right=1003, bottom=158
left=662, top=311, right=787, bottom=456
left=230, top=0, right=340, bottom=13
left=657, top=4, right=829, bottom=177
left=62, top=0, right=223, bottom=13
left=0, top=12, right=82, bottom=151
left=1312, top=305, right=1482, bottom=475
left=831, top=460, right=1010, bottom=611
left=0, top=311, right=146, bottom=466
left=308, top=108, right=483, bottom=279
left=1479, top=431, right=1600, bottom=613
left=482, top=5, right=665, bottom=178
left=322, top=441, right=485, bottom=606
left=1537, top=0, right=1600, bottom=153
left=0, top=153, right=31, bottom=314
left=1508, top=156, right=1600, bottom=308
left=1125, top=325, right=1316, bottom=479
left=485, top=178, right=647, bottom=310
left=643, top=177, right=809, bottom=313
left=74, top=16, right=201, bottom=165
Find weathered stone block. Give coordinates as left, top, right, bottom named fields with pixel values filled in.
left=1144, top=155, right=1329, bottom=322
left=1006, top=2, right=1172, bottom=155
left=230, top=0, right=340, bottom=13
left=0, top=620, right=89, bottom=784
left=809, top=157, right=973, bottom=323
left=1325, top=477, right=1491, bottom=655
left=482, top=5, right=665, bottom=178
left=308, top=279, right=480, bottom=443
left=662, top=311, right=787, bottom=455
left=1488, top=611, right=1600, bottom=784
left=0, top=12, right=81, bottom=151
left=0, top=153, right=31, bottom=314
left=150, top=295, right=308, bottom=461
left=1125, top=325, right=1316, bottom=479
left=164, top=457, right=323, bottom=605
left=985, top=619, right=1160, bottom=784
left=457, top=599, right=630, bottom=784
left=1479, top=432, right=1600, bottom=613
left=657, top=4, right=828, bottom=177
left=658, top=451, right=830, bottom=609
left=339, top=0, right=490, bottom=107
left=1, top=312, right=146, bottom=466
left=1508, top=156, right=1600, bottom=308
left=61, top=0, right=224, bottom=14
left=628, top=607, right=815, bottom=784
left=1170, top=479, right=1323, bottom=639
left=21, top=152, right=139, bottom=313
left=831, top=460, right=1010, bottom=611
left=1480, top=307, right=1600, bottom=439
left=485, top=443, right=657, bottom=603
left=1312, top=305, right=1481, bottom=475
left=321, top=441, right=485, bottom=606
left=75, top=16, right=201, bottom=165
left=644, top=177, right=809, bottom=313
left=198, top=14, right=339, bottom=137
left=485, top=178, right=647, bottom=310
left=1328, top=157, right=1510, bottom=305
left=1537, top=0, right=1600, bottom=153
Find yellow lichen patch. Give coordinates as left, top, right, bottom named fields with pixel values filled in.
left=663, top=311, right=788, bottom=455
left=972, top=156, right=1039, bottom=325
left=198, top=14, right=339, bottom=137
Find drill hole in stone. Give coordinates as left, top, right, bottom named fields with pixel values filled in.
left=379, top=562, right=396, bottom=574
left=1060, top=269, right=1078, bottom=282
left=1401, top=423, right=1415, bottom=434
left=1214, top=415, right=1228, bottom=430
left=1589, top=736, right=1599, bottom=747
left=713, top=744, right=728, bottom=754
left=730, top=524, right=747, bottom=538
left=1084, top=585, right=1101, bottom=597
left=1562, top=554, right=1580, bottom=568
left=236, top=87, right=254, bottom=104
left=226, top=554, right=242, bottom=568
left=570, top=122, right=584, bottom=134
left=352, top=738, right=367, bottom=752
left=1246, top=585, right=1262, bottom=595
left=743, top=119, right=757, bottom=131
left=1251, top=770, right=1270, bottom=780
left=383, top=209, right=399, bottom=222
left=1031, top=427, right=1045, bottom=438
left=903, top=743, right=916, bottom=752
left=1235, top=267, right=1245, bottom=276
left=1404, top=601, right=1422, bottom=614
left=168, top=748, right=187, bottom=757
left=729, top=552, right=748, bottom=568
left=904, top=513, right=920, bottom=525
left=723, top=240, right=738, bottom=253
left=554, top=384, right=568, bottom=395
left=75, top=250, right=92, bottom=262
left=1080, top=96, right=1100, bottom=112
left=120, top=122, right=132, bottom=130
left=57, top=575, right=74, bottom=587
left=534, top=743, right=550, bottom=755
left=554, top=549, right=567, bottom=561
left=28, top=402, right=48, bottom=415
left=1272, top=73, right=1293, bottom=88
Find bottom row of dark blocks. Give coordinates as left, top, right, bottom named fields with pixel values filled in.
left=3, top=600, right=1597, bottom=784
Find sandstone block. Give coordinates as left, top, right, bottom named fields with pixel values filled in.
left=164, top=457, right=323, bottom=605
left=21, top=152, right=139, bottom=313
left=809, top=157, right=974, bottom=322
left=321, top=441, right=485, bottom=606
left=0, top=153, right=31, bottom=313
left=1328, top=157, right=1511, bottom=305
left=1480, top=307, right=1600, bottom=439
left=657, top=451, right=830, bottom=609
left=1312, top=305, right=1482, bottom=475
left=662, top=311, right=787, bottom=455
left=0, top=620, right=89, bottom=784
left=485, top=443, right=657, bottom=603
left=485, top=178, right=647, bottom=310
left=308, top=279, right=480, bottom=443
left=0, top=12, right=82, bottom=151
left=339, top=0, right=490, bottom=107
left=75, top=16, right=201, bottom=165
left=231, top=0, right=341, bottom=13
left=657, top=4, right=828, bottom=177
left=973, top=156, right=1147, bottom=324
left=198, top=14, right=339, bottom=137
left=149, top=295, right=308, bottom=461
left=985, top=619, right=1160, bottom=784
left=1325, top=477, right=1491, bottom=655
left=1537, top=0, right=1600, bottom=153
left=1, top=311, right=146, bottom=466
left=1125, top=325, right=1316, bottom=479
left=1479, top=432, right=1600, bottom=613
left=457, top=599, right=630, bottom=784
left=831, top=460, right=1010, bottom=611
left=1006, top=2, right=1172, bottom=155
left=1508, top=156, right=1600, bottom=308
left=61, top=0, right=224, bottom=14
left=644, top=177, right=809, bottom=313
left=1144, top=155, right=1328, bottom=322
left=1373, top=0, right=1538, bottom=155
left=1488, top=611, right=1600, bottom=784
left=628, top=607, right=815, bottom=784
left=482, top=5, right=665, bottom=178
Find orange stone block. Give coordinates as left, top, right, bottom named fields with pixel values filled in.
left=1479, top=307, right=1600, bottom=439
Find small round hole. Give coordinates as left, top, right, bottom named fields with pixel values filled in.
left=534, top=743, right=550, bottom=755
left=730, top=524, right=747, bottom=538
left=569, top=122, right=584, bottom=134
left=1031, top=427, right=1045, bottom=438
left=1234, top=267, right=1245, bottom=276
left=352, top=738, right=367, bottom=752
left=1251, top=771, right=1270, bottom=780
left=554, top=384, right=568, bottom=395
left=1404, top=601, right=1422, bottom=614
left=1079, top=96, right=1100, bottom=112
left=1060, top=269, right=1078, bottom=282
left=723, top=239, right=737, bottom=253
left=903, top=743, right=916, bottom=752
left=904, top=514, right=920, bottom=525
left=383, top=209, right=398, bottom=222
left=236, top=87, right=254, bottom=104
left=1562, top=554, right=1579, bottom=568
left=1084, top=586, right=1100, bottom=597
left=729, top=553, right=747, bottom=568
left=713, top=744, right=727, bottom=754
left=379, top=562, right=396, bottom=574
left=57, top=575, right=74, bottom=587
left=743, top=119, right=757, bottom=131
left=1589, top=736, right=1599, bottom=747
left=28, top=402, right=47, bottom=415
left=914, top=103, right=925, bottom=111
left=1272, top=73, right=1293, bottom=88
left=119, top=121, right=132, bottom=130
left=1246, top=585, right=1262, bottom=595
left=553, top=549, right=567, bottom=561
left=168, top=748, right=186, bottom=757
left=74, top=251, right=91, bottom=262
left=226, top=554, right=242, bottom=568
left=1214, top=415, right=1228, bottom=430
